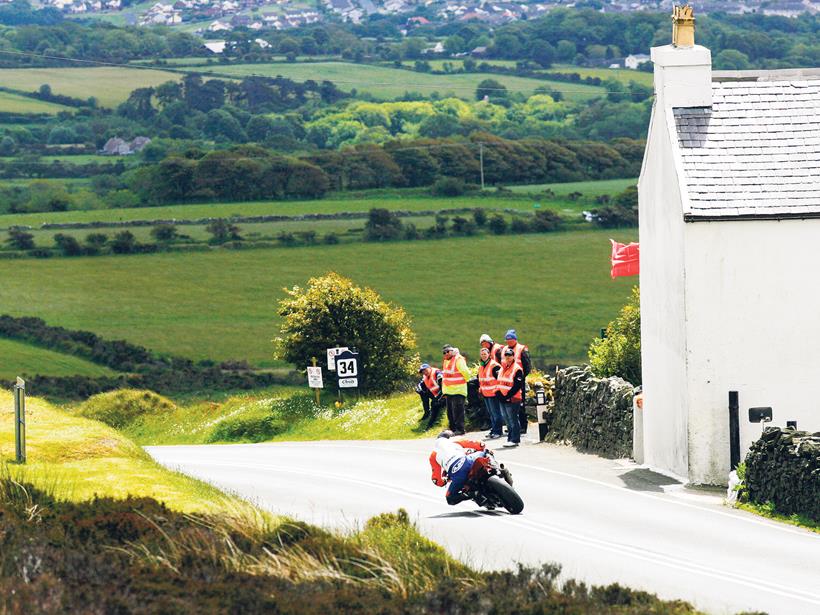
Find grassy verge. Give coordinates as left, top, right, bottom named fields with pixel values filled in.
left=0, top=389, right=244, bottom=513
left=736, top=501, right=820, bottom=534
left=73, top=388, right=439, bottom=446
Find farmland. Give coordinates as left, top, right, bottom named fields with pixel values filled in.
left=175, top=61, right=605, bottom=101
left=0, top=229, right=637, bottom=371
left=0, top=338, right=117, bottom=379
left=0, top=90, right=71, bottom=114
left=0, top=67, right=181, bottom=108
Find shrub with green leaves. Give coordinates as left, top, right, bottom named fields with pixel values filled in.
left=588, top=286, right=641, bottom=385
left=275, top=273, right=418, bottom=394
left=78, top=389, right=177, bottom=428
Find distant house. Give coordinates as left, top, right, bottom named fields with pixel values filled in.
left=101, top=136, right=151, bottom=156
left=203, top=40, right=227, bottom=53
left=470, top=46, right=488, bottom=57
left=638, top=31, right=820, bottom=484
left=625, top=53, right=651, bottom=69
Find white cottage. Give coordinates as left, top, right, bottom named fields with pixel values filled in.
left=638, top=11, right=820, bottom=485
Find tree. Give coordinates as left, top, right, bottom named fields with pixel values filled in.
left=364, top=208, right=403, bottom=241
left=0, top=135, right=17, bottom=156
left=84, top=233, right=107, bottom=254
left=151, top=224, right=178, bottom=242
left=588, top=286, right=641, bottom=385
left=6, top=229, right=34, bottom=250
left=530, top=42, right=555, bottom=68
left=53, top=233, right=83, bottom=256
left=110, top=231, right=137, bottom=254
left=488, top=214, right=507, bottom=235
left=445, top=34, right=466, bottom=55
left=275, top=272, right=418, bottom=393
left=713, top=49, right=751, bottom=70
left=476, top=79, right=506, bottom=101
left=206, top=219, right=242, bottom=243
left=531, top=209, right=563, bottom=232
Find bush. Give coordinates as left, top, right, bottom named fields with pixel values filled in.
left=364, top=208, right=403, bottom=241
left=588, top=286, right=641, bottom=385
left=151, top=224, right=178, bottom=242
left=208, top=413, right=289, bottom=442
left=275, top=272, right=418, bottom=393
left=451, top=216, right=477, bottom=236
left=531, top=209, right=563, bottom=232
left=78, top=389, right=177, bottom=429
left=431, top=176, right=466, bottom=197
left=6, top=229, right=35, bottom=250
left=323, top=232, right=340, bottom=245
left=510, top=217, right=532, bottom=234
left=488, top=214, right=508, bottom=235
left=472, top=208, right=487, bottom=227
left=53, top=233, right=84, bottom=256
left=110, top=231, right=137, bottom=254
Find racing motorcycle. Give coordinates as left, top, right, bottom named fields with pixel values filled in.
left=463, top=452, right=524, bottom=515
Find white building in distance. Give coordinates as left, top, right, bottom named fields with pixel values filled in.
left=638, top=17, right=820, bottom=485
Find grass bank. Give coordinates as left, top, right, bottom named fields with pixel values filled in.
left=0, top=389, right=239, bottom=513
left=74, top=389, right=439, bottom=446
left=0, top=337, right=118, bottom=380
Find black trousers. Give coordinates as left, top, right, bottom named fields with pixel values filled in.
left=419, top=392, right=444, bottom=428
left=446, top=394, right=466, bottom=434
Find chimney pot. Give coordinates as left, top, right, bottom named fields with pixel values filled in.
left=672, top=5, right=695, bottom=48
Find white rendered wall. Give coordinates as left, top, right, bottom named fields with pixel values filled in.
left=638, top=103, right=690, bottom=481
left=684, top=219, right=820, bottom=485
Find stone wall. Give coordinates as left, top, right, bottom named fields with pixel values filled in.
left=551, top=365, right=634, bottom=457
left=744, top=427, right=820, bottom=522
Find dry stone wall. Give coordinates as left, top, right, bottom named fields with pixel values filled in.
left=744, top=427, right=820, bottom=522
left=551, top=365, right=634, bottom=457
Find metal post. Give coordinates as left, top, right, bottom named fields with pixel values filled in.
left=14, top=377, right=26, bottom=464
left=729, top=390, right=740, bottom=470
left=479, top=142, right=485, bottom=190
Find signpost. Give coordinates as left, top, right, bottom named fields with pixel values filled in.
left=307, top=357, right=323, bottom=405
left=335, top=349, right=360, bottom=394
left=13, top=377, right=25, bottom=464
left=326, top=346, right=349, bottom=371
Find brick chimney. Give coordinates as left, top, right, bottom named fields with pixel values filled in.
left=651, top=5, right=712, bottom=109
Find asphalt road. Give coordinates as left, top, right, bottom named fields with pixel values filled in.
left=147, top=435, right=820, bottom=615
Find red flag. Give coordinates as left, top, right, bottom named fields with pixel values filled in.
left=610, top=239, right=639, bottom=278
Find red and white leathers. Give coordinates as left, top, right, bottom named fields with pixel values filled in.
left=429, top=437, right=485, bottom=487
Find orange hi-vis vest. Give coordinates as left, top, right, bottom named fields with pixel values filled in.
left=477, top=360, right=500, bottom=398
left=496, top=362, right=523, bottom=403
left=509, top=342, right=529, bottom=366
left=442, top=354, right=467, bottom=388
left=423, top=369, right=441, bottom=397
left=490, top=342, right=504, bottom=363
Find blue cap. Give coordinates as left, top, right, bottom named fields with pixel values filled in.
left=419, top=363, right=430, bottom=372
left=505, top=329, right=517, bottom=340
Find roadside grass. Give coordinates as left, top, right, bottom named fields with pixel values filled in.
left=0, top=230, right=637, bottom=369
left=737, top=501, right=820, bottom=534
left=0, top=67, right=182, bottom=108
left=0, top=179, right=636, bottom=228
left=84, top=388, right=436, bottom=445
left=0, top=389, right=251, bottom=513
left=0, top=337, right=119, bottom=379
left=175, top=61, right=605, bottom=101
left=0, top=89, right=71, bottom=114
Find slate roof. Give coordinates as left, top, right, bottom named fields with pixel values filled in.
left=673, top=75, right=820, bottom=220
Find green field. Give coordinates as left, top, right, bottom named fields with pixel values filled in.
left=0, top=67, right=181, bottom=108
left=509, top=178, right=636, bottom=197
left=550, top=64, right=654, bottom=87
left=0, top=180, right=635, bottom=229
left=0, top=338, right=117, bottom=379
left=0, top=90, right=71, bottom=114
left=179, top=61, right=605, bottom=101
left=0, top=230, right=636, bottom=369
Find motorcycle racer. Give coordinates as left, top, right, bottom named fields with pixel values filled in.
left=429, top=430, right=488, bottom=505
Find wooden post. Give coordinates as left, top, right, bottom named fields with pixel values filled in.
left=14, top=377, right=25, bottom=464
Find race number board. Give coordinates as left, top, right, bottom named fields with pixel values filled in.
left=335, top=350, right=359, bottom=389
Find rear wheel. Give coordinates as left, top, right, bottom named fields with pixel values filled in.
left=486, top=476, right=524, bottom=514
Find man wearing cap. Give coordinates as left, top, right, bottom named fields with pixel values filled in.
left=496, top=346, right=526, bottom=447
left=504, top=329, right=531, bottom=434
left=441, top=345, right=471, bottom=435
left=479, top=333, right=504, bottom=364
left=416, top=363, right=444, bottom=429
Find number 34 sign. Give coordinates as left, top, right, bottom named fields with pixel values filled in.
left=335, top=350, right=359, bottom=388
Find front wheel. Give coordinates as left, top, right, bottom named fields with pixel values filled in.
left=486, top=475, right=524, bottom=514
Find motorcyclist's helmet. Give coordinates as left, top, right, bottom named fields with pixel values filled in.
left=437, top=429, right=454, bottom=439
